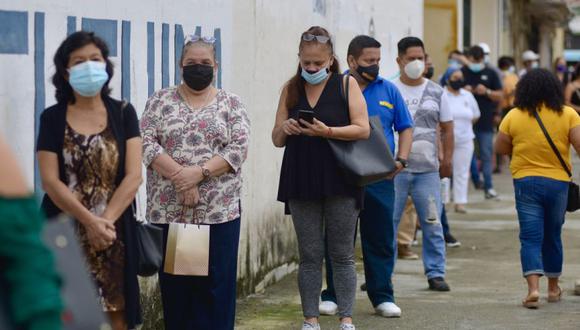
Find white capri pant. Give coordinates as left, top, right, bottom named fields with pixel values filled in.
left=452, top=140, right=475, bottom=204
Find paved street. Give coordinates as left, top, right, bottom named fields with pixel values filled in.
left=236, top=169, right=580, bottom=330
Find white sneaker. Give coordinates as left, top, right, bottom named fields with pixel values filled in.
left=339, top=323, right=356, bottom=330
left=302, top=321, right=321, bottom=330
left=319, top=300, right=338, bottom=315
left=374, top=302, right=402, bottom=318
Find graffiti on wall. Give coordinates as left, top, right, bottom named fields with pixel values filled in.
left=0, top=9, right=222, bottom=189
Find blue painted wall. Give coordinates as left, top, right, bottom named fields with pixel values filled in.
left=0, top=10, right=29, bottom=54
left=81, top=18, right=118, bottom=56
left=0, top=10, right=223, bottom=191
left=34, top=12, right=45, bottom=192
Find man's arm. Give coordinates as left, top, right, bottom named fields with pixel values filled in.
left=439, top=121, right=454, bottom=178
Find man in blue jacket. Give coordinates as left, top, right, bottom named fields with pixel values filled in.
left=320, top=35, right=413, bottom=318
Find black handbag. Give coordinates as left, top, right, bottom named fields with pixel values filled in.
left=120, top=100, right=164, bottom=276
left=533, top=111, right=580, bottom=212
left=327, top=75, right=397, bottom=186
left=133, top=200, right=164, bottom=277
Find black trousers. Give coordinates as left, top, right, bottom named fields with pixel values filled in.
left=157, top=218, right=241, bottom=330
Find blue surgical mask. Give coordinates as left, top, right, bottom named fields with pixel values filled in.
left=301, top=67, right=329, bottom=85
left=469, top=63, right=484, bottom=73
left=68, top=61, right=109, bottom=97
left=448, top=59, right=462, bottom=69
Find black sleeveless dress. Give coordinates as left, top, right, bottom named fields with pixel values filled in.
left=277, top=73, right=363, bottom=213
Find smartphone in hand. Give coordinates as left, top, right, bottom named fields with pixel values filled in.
left=298, top=110, right=314, bottom=128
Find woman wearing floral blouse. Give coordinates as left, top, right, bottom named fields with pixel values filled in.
left=140, top=35, right=250, bottom=330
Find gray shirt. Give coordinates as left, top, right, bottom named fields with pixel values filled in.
left=393, top=78, right=452, bottom=173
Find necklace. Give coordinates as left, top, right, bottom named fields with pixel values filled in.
left=181, top=85, right=213, bottom=110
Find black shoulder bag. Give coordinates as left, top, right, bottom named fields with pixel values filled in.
left=119, top=101, right=164, bottom=275
left=326, top=75, right=397, bottom=186
left=533, top=110, right=580, bottom=212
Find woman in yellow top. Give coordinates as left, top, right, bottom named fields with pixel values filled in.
left=496, top=69, right=580, bottom=309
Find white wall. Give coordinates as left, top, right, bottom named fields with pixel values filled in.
left=0, top=0, right=423, bottom=293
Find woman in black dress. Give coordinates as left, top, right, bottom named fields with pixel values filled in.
left=271, top=26, right=369, bottom=330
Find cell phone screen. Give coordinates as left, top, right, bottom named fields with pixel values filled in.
left=298, top=110, right=314, bottom=127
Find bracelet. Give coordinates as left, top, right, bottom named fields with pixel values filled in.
left=327, top=127, right=333, bottom=138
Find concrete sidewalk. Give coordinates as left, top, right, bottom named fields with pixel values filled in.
left=235, top=169, right=580, bottom=330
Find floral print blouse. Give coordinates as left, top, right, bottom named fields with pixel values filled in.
left=141, top=87, right=250, bottom=224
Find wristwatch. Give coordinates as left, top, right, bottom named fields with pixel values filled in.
left=396, top=157, right=408, bottom=168
left=200, top=165, right=211, bottom=180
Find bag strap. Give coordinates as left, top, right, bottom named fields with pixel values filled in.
left=533, top=110, right=572, bottom=178
left=340, top=74, right=350, bottom=110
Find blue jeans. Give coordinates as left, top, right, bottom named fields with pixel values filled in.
left=475, top=131, right=494, bottom=190
left=514, top=176, right=568, bottom=277
left=441, top=204, right=450, bottom=237
left=470, top=153, right=480, bottom=186
left=322, top=180, right=396, bottom=306
left=394, top=171, right=446, bottom=279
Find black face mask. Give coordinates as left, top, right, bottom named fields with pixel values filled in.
left=183, top=64, right=214, bottom=91
left=356, top=64, right=379, bottom=82
left=424, top=66, right=434, bottom=79
left=449, top=79, right=465, bottom=91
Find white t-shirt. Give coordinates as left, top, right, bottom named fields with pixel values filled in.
left=393, top=78, right=453, bottom=173
left=443, top=88, right=481, bottom=143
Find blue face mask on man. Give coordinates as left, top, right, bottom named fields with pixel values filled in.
left=301, top=67, right=329, bottom=85
left=68, top=61, right=109, bottom=97
left=469, top=63, right=485, bottom=73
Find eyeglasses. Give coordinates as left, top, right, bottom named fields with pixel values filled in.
left=184, top=35, right=216, bottom=44
left=302, top=33, right=330, bottom=44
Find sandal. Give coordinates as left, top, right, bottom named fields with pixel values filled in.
left=548, top=286, right=562, bottom=303
left=522, top=292, right=540, bottom=309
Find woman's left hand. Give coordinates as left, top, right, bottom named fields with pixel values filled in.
left=172, top=166, right=204, bottom=192
left=177, top=186, right=200, bottom=206
left=299, top=118, right=330, bottom=137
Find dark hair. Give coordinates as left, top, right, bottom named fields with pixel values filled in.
left=498, top=56, right=514, bottom=70
left=284, top=26, right=340, bottom=109
left=448, top=49, right=462, bottom=59
left=52, top=31, right=113, bottom=104
left=574, top=63, right=580, bottom=81
left=347, top=35, right=381, bottom=59
left=397, top=37, right=424, bottom=56
left=514, top=68, right=563, bottom=115
left=468, top=46, right=484, bottom=61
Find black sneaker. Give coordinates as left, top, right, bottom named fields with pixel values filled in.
left=360, top=282, right=367, bottom=291
left=445, top=233, right=461, bottom=248
left=428, top=277, right=450, bottom=291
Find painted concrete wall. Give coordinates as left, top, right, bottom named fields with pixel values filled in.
left=0, top=0, right=423, bottom=299
left=471, top=0, right=501, bottom=64
left=424, top=0, right=460, bottom=80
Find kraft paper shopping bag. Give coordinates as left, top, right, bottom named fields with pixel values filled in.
left=164, top=223, right=210, bottom=276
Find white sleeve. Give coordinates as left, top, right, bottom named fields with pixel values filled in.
left=439, top=91, right=453, bottom=123
left=468, top=93, right=481, bottom=120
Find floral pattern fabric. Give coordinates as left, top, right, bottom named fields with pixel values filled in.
left=140, top=87, right=250, bottom=224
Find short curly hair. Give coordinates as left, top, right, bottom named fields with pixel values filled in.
left=514, top=68, right=563, bottom=115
